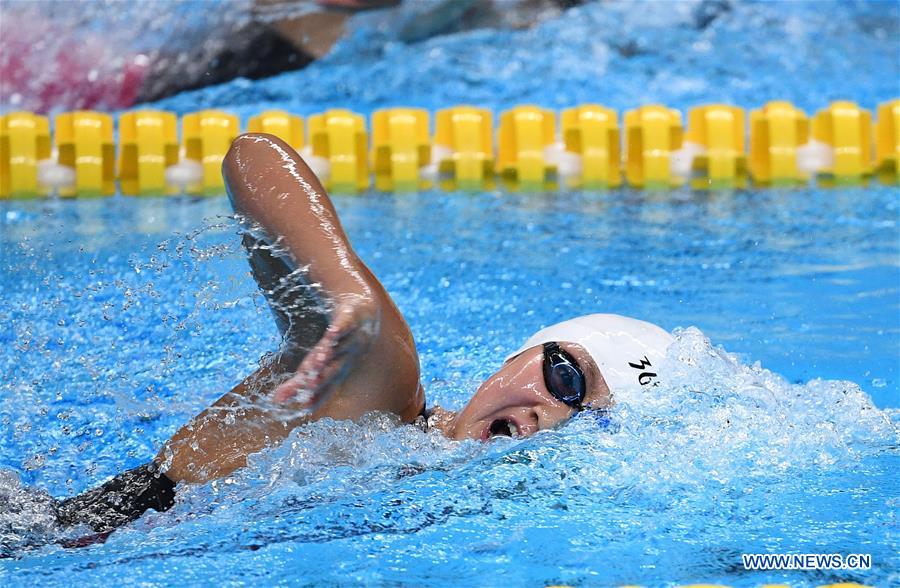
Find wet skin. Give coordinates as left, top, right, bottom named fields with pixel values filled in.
left=157, top=134, right=609, bottom=486
left=52, top=133, right=617, bottom=538
left=159, top=134, right=424, bottom=484
left=443, top=342, right=612, bottom=441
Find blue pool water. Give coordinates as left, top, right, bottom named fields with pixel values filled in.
left=2, top=187, right=898, bottom=586
left=2, top=0, right=900, bottom=586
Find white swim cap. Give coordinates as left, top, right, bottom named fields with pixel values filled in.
left=510, top=314, right=674, bottom=398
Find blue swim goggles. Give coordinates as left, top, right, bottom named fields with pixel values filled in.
left=542, top=342, right=587, bottom=410
left=543, top=342, right=612, bottom=427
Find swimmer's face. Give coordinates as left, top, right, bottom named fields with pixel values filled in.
left=448, top=342, right=612, bottom=441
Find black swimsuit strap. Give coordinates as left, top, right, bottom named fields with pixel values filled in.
left=55, top=463, right=176, bottom=533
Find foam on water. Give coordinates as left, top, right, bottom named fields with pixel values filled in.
left=199, top=329, right=897, bottom=586
left=3, top=325, right=896, bottom=580
left=2, top=185, right=898, bottom=584
left=205, top=325, right=898, bottom=503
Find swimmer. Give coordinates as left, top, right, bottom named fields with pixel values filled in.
left=53, top=133, right=673, bottom=536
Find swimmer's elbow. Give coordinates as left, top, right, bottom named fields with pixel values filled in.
left=223, top=133, right=320, bottom=207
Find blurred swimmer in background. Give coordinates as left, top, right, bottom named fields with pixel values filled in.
left=53, top=133, right=672, bottom=538
left=0, top=0, right=583, bottom=111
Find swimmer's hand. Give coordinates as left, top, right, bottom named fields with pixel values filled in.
left=272, top=297, right=380, bottom=408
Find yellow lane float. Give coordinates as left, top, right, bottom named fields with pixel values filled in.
left=875, top=99, right=899, bottom=184
left=811, top=100, right=873, bottom=185
left=247, top=110, right=304, bottom=151
left=118, top=110, right=179, bottom=196
left=433, top=105, right=494, bottom=191
left=1, top=101, right=893, bottom=197
left=686, top=104, right=748, bottom=189
left=624, top=104, right=684, bottom=189
left=497, top=105, right=557, bottom=191
left=372, top=108, right=431, bottom=192
left=308, top=109, right=369, bottom=193
left=182, top=109, right=240, bottom=195
left=55, top=110, right=115, bottom=197
left=0, top=111, right=51, bottom=198
left=561, top=104, right=621, bottom=189
left=749, top=100, right=810, bottom=186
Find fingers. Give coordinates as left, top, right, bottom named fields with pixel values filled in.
left=271, top=372, right=316, bottom=406
left=271, top=316, right=370, bottom=408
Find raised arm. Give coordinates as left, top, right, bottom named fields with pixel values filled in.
left=56, top=134, right=423, bottom=534
left=224, top=133, right=374, bottom=305
left=157, top=134, right=424, bottom=484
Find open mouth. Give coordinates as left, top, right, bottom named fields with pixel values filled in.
left=487, top=418, right=519, bottom=438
